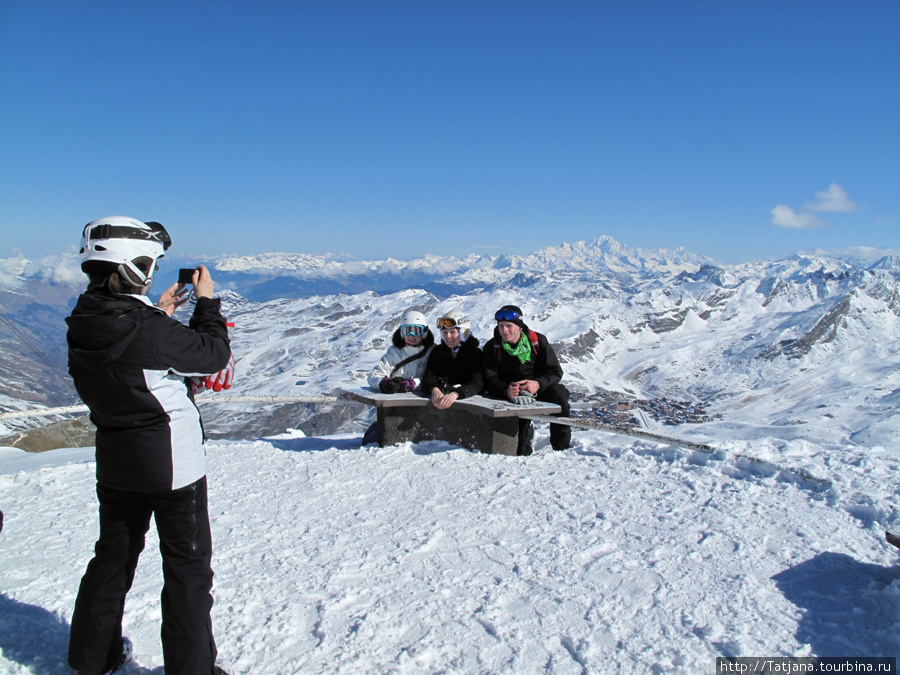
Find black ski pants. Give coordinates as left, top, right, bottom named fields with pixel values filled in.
left=517, top=383, right=572, bottom=454
left=541, top=382, right=572, bottom=449
left=68, top=476, right=218, bottom=675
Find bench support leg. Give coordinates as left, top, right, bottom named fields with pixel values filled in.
left=377, top=406, right=520, bottom=455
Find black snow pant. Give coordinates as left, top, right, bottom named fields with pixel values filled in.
left=517, top=383, right=572, bottom=454
left=68, top=476, right=218, bottom=675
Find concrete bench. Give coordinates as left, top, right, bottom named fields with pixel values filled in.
left=340, top=387, right=562, bottom=455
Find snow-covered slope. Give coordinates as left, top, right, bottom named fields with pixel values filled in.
left=1, top=237, right=899, bottom=671
left=1, top=426, right=898, bottom=673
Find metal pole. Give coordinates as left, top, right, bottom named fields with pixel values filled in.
left=0, top=404, right=89, bottom=421
left=521, top=414, right=831, bottom=487
left=0, top=396, right=340, bottom=422
left=520, top=414, right=714, bottom=452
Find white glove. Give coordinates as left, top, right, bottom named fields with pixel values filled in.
left=190, top=352, right=235, bottom=393
left=191, top=321, right=236, bottom=393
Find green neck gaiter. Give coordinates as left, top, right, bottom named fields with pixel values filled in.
left=502, top=331, right=532, bottom=364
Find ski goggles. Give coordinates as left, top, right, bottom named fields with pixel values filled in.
left=400, top=324, right=426, bottom=338
left=437, top=315, right=468, bottom=330
left=494, top=308, right=522, bottom=322
left=84, top=220, right=172, bottom=251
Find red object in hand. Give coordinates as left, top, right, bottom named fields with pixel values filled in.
left=189, top=321, right=236, bottom=393
left=208, top=352, right=236, bottom=391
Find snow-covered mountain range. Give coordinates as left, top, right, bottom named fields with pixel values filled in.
left=210, top=236, right=711, bottom=301
left=1, top=236, right=898, bottom=453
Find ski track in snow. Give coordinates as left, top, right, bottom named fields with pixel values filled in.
left=1, top=430, right=898, bottom=674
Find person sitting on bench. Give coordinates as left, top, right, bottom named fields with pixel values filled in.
left=421, top=310, right=483, bottom=410
left=367, top=309, right=435, bottom=394
left=482, top=305, right=571, bottom=455
left=362, top=309, right=435, bottom=444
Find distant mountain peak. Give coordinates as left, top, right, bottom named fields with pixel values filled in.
left=869, top=255, right=900, bottom=274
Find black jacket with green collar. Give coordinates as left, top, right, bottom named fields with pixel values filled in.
left=481, top=325, right=563, bottom=399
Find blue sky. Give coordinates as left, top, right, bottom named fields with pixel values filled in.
left=1, top=0, right=898, bottom=265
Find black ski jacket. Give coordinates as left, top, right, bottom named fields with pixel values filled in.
left=481, top=325, right=563, bottom=399
left=66, top=290, right=230, bottom=493
left=421, top=336, right=483, bottom=400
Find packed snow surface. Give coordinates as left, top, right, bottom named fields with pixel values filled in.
left=1, top=424, right=898, bottom=673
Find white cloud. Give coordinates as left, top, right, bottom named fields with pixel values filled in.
left=806, top=183, right=859, bottom=213
left=0, top=256, right=28, bottom=289
left=770, top=204, right=825, bottom=229
left=45, top=255, right=85, bottom=285
left=0, top=252, right=84, bottom=290
left=770, top=183, right=859, bottom=230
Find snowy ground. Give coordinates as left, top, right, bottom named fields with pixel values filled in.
left=1, top=426, right=898, bottom=674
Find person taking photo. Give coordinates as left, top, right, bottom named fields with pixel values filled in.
left=66, top=216, right=231, bottom=675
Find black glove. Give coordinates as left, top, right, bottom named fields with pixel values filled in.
left=379, top=377, right=416, bottom=394
left=393, top=377, right=415, bottom=392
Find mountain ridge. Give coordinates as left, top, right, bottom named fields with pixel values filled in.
left=1, top=237, right=898, bottom=454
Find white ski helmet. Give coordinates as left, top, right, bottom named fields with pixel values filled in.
left=399, top=309, right=428, bottom=337
left=436, top=310, right=471, bottom=340
left=79, top=216, right=171, bottom=288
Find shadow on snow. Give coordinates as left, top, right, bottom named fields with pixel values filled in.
left=772, top=551, right=900, bottom=657
left=266, top=434, right=466, bottom=456
left=0, top=593, right=165, bottom=674
left=0, top=593, right=70, bottom=674
left=266, top=435, right=363, bottom=453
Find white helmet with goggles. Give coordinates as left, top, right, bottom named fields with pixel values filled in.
left=79, top=216, right=171, bottom=289
left=399, top=309, right=427, bottom=338
left=436, top=310, right=471, bottom=340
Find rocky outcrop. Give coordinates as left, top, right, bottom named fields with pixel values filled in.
left=0, top=415, right=95, bottom=452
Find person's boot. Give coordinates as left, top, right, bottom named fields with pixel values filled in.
left=76, top=637, right=134, bottom=675
left=106, top=637, right=133, bottom=674
left=550, top=423, right=571, bottom=451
